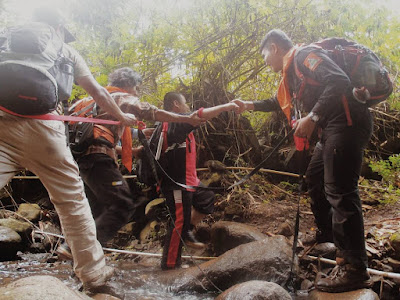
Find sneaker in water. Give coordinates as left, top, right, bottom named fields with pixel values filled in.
left=55, top=243, right=72, bottom=260
left=83, top=266, right=124, bottom=299
left=315, top=263, right=373, bottom=293
left=184, top=230, right=205, bottom=249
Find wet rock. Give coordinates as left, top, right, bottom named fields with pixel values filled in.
left=0, top=226, right=22, bottom=260
left=215, top=280, right=291, bottom=300
left=300, top=279, right=313, bottom=290
left=308, top=288, right=379, bottom=300
left=159, top=235, right=294, bottom=292
left=17, top=203, right=41, bottom=222
left=32, top=221, right=62, bottom=250
left=276, top=221, right=293, bottom=237
left=210, top=221, right=267, bottom=255
left=0, top=275, right=90, bottom=299
left=195, top=222, right=211, bottom=242
left=308, top=242, right=337, bottom=260
left=224, top=204, right=244, bottom=218
left=29, top=242, right=46, bottom=253
left=0, top=218, right=32, bottom=238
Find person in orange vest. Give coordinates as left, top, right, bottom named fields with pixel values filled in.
left=56, top=68, right=205, bottom=260
left=233, top=29, right=373, bottom=293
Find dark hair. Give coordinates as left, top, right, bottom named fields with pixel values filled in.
left=108, top=67, right=142, bottom=89
left=260, top=29, right=293, bottom=52
left=163, top=92, right=184, bottom=111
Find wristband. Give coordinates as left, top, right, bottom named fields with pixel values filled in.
left=197, top=107, right=204, bottom=118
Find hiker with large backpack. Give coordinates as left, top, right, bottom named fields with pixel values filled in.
left=233, top=29, right=393, bottom=293
left=0, top=7, right=141, bottom=297
left=57, top=68, right=206, bottom=259
left=158, top=92, right=239, bottom=270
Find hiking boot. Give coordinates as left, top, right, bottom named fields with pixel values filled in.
left=55, top=243, right=72, bottom=260
left=184, top=230, right=205, bottom=249
left=315, top=264, right=372, bottom=293
left=83, top=266, right=124, bottom=299
left=315, top=230, right=334, bottom=244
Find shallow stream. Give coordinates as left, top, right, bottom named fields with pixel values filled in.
left=0, top=253, right=216, bottom=299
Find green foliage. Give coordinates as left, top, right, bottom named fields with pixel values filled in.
left=369, top=154, right=400, bottom=191
left=62, top=0, right=399, bottom=115
left=1, top=0, right=399, bottom=121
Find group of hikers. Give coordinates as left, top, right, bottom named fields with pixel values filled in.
left=0, top=5, right=393, bottom=298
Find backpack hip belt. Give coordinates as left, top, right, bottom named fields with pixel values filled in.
left=85, top=145, right=117, bottom=164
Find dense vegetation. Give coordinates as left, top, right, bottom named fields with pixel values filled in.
left=1, top=0, right=399, bottom=179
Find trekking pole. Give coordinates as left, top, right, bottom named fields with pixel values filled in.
left=285, top=129, right=309, bottom=292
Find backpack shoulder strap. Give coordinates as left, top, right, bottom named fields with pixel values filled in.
left=293, top=47, right=322, bottom=100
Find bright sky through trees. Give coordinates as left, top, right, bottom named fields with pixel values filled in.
left=3, top=0, right=400, bottom=23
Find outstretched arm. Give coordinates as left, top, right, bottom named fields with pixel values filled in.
left=231, top=100, right=255, bottom=113
left=76, top=75, right=138, bottom=126
left=198, top=102, right=239, bottom=120
left=231, top=98, right=280, bottom=114
left=154, top=110, right=204, bottom=127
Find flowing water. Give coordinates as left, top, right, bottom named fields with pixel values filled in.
left=0, top=253, right=216, bottom=299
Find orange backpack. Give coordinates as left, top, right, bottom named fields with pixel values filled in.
left=68, top=97, right=115, bottom=157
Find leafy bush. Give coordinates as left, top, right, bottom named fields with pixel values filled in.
left=369, top=154, right=400, bottom=189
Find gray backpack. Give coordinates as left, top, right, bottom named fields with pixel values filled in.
left=0, top=22, right=74, bottom=115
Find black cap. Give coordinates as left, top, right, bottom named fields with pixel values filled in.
left=32, top=7, right=75, bottom=43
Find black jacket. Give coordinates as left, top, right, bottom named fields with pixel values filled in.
left=253, top=45, right=362, bottom=133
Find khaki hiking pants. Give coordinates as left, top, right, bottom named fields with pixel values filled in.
left=0, top=114, right=105, bottom=283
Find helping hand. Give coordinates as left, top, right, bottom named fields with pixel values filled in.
left=120, top=113, right=138, bottom=126
left=225, top=102, right=240, bottom=113
left=230, top=99, right=248, bottom=114
left=188, top=111, right=206, bottom=126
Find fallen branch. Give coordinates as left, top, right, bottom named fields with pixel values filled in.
left=304, top=255, right=400, bottom=280
left=33, top=230, right=216, bottom=261
left=197, top=166, right=300, bottom=178
left=369, top=108, right=400, bottom=121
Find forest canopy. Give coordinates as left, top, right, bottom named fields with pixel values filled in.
left=1, top=0, right=399, bottom=165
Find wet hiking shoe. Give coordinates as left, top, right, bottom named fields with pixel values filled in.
left=55, top=243, right=72, bottom=260
left=83, top=266, right=125, bottom=299
left=315, top=264, right=372, bottom=293
left=184, top=230, right=205, bottom=249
